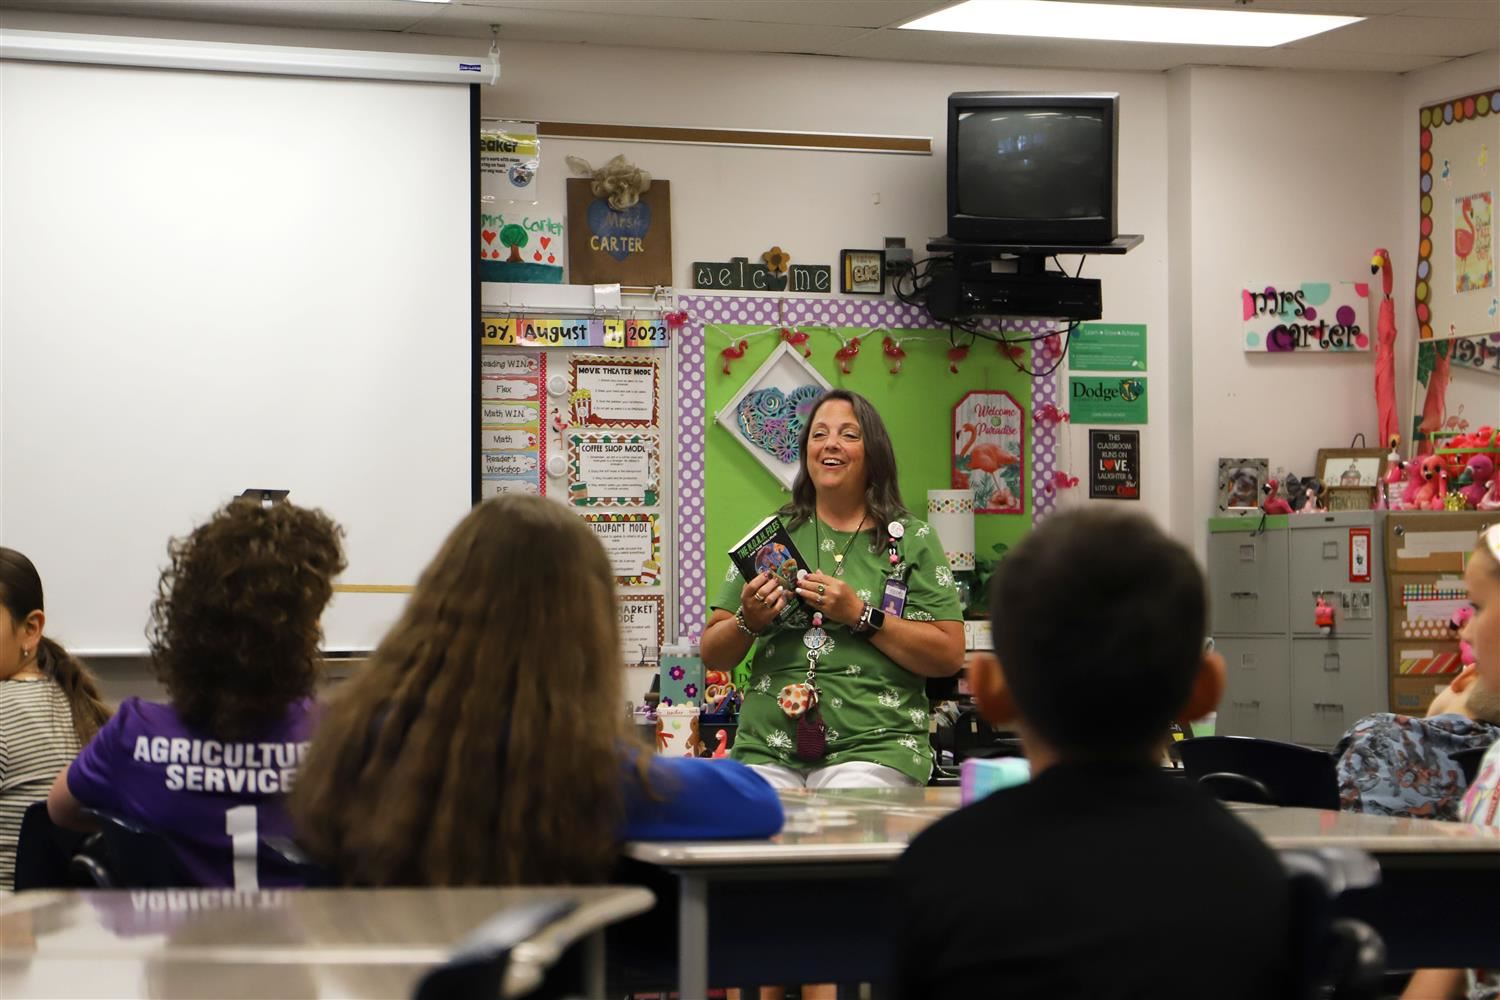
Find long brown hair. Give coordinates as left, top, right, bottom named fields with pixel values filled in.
left=780, top=388, right=909, bottom=550
left=149, top=500, right=345, bottom=742
left=291, top=495, right=641, bottom=887
left=0, top=547, right=110, bottom=743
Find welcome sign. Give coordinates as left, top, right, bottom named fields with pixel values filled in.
left=1241, top=281, right=1371, bottom=353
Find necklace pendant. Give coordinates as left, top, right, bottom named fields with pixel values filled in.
left=802, top=626, right=828, bottom=651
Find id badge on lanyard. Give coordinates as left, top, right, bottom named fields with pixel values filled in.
left=880, top=577, right=909, bottom=617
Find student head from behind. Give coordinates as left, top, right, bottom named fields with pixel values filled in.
left=968, top=508, right=1223, bottom=767
left=149, top=499, right=346, bottom=742
left=292, top=495, right=643, bottom=887
left=0, top=547, right=110, bottom=742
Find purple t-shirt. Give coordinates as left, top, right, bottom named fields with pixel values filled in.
left=67, top=696, right=318, bottom=889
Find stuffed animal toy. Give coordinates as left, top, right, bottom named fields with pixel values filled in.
left=565, top=154, right=651, bottom=210
left=1479, top=478, right=1500, bottom=512
left=1404, top=454, right=1447, bottom=509
left=1457, top=455, right=1496, bottom=509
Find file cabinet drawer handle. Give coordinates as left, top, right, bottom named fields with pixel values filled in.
left=1313, top=702, right=1344, bottom=712
left=1323, top=654, right=1341, bottom=672
left=1232, top=699, right=1261, bottom=709
left=1229, top=591, right=1258, bottom=599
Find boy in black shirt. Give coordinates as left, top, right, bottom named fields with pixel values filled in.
left=890, top=509, right=1290, bottom=999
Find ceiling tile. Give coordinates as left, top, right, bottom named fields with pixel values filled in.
left=1397, top=1, right=1500, bottom=18
left=1287, top=13, right=1498, bottom=56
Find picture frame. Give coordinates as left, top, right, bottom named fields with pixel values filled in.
left=839, top=249, right=885, bottom=295
left=1316, top=447, right=1387, bottom=510
left=1216, top=457, right=1269, bottom=516
left=714, top=342, right=833, bottom=490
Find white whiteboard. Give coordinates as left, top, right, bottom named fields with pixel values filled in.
left=0, top=60, right=474, bottom=653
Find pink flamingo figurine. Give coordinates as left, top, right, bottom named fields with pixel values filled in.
left=712, top=729, right=730, bottom=759
left=834, top=337, right=861, bottom=374
left=1478, top=478, right=1500, bottom=511
left=719, top=339, right=748, bottom=374
left=1371, top=249, right=1400, bottom=451
left=1261, top=478, right=1294, bottom=515
left=882, top=336, right=906, bottom=373
left=1416, top=341, right=1452, bottom=454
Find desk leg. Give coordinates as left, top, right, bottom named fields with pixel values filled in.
left=583, top=930, right=605, bottom=998
left=679, top=875, right=709, bottom=1000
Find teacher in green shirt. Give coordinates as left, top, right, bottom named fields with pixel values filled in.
left=702, top=389, right=965, bottom=789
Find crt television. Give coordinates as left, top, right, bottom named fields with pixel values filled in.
left=947, top=92, right=1119, bottom=245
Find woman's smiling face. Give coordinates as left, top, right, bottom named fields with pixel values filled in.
left=806, top=399, right=867, bottom=496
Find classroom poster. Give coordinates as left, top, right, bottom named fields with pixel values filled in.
left=479, top=122, right=539, bottom=203
left=567, top=432, right=660, bottom=507
left=479, top=204, right=565, bottom=285
left=479, top=350, right=545, bottom=497
left=584, top=513, right=661, bottom=586
left=1069, top=377, right=1148, bottom=424
left=1454, top=191, right=1493, bottom=293
left=570, top=356, right=660, bottom=427
left=617, top=595, right=664, bottom=667
left=1069, top=323, right=1147, bottom=371
left=1088, top=430, right=1140, bottom=500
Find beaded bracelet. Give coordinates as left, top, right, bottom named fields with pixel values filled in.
left=734, top=606, right=761, bottom=637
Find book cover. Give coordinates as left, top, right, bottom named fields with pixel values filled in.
left=728, top=515, right=810, bottom=618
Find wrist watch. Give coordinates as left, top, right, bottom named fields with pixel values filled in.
left=854, top=602, right=887, bottom=634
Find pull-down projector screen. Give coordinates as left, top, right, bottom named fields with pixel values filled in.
left=1, top=50, right=477, bottom=653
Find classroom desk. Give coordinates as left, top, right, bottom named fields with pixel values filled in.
left=0, top=885, right=654, bottom=999
left=624, top=786, right=1500, bottom=997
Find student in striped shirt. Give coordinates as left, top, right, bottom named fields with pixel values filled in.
left=0, top=547, right=110, bottom=889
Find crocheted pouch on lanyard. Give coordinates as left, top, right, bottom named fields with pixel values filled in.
left=796, top=700, right=828, bottom=762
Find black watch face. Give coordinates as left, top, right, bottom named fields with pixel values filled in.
left=868, top=606, right=887, bottom=629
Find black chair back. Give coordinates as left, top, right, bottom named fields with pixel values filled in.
left=413, top=899, right=579, bottom=1000
left=1452, top=745, right=1490, bottom=786
left=1178, top=736, right=1340, bottom=809
left=91, top=812, right=193, bottom=888
left=12, top=801, right=89, bottom=890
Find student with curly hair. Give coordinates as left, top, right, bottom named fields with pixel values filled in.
left=291, top=495, right=781, bottom=887
left=48, top=499, right=346, bottom=888
left=0, top=547, right=111, bottom=888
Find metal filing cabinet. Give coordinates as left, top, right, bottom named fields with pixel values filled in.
left=1207, top=512, right=1388, bottom=747
left=1208, top=517, right=1291, bottom=742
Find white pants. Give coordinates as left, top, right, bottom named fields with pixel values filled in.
left=748, top=760, right=918, bottom=790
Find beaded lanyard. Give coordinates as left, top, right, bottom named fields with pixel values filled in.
left=791, top=516, right=867, bottom=762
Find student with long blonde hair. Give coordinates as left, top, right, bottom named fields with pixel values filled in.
left=0, top=547, right=111, bottom=888
left=292, top=495, right=781, bottom=887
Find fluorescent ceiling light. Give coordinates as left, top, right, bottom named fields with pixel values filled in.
left=901, top=0, right=1362, bottom=47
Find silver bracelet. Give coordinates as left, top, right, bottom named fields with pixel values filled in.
left=734, top=606, right=761, bottom=637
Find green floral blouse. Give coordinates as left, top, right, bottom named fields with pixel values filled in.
left=711, top=514, right=963, bottom=784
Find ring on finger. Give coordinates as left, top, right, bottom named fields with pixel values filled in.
left=818, top=584, right=827, bottom=595
left=818, top=595, right=825, bottom=606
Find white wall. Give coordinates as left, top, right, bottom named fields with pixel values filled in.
left=1179, top=66, right=1406, bottom=550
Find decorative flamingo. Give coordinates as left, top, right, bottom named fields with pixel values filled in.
left=712, top=729, right=730, bottom=759
left=1261, top=478, right=1293, bottom=515
left=1477, top=478, right=1500, bottom=511
left=1406, top=455, right=1447, bottom=508
left=946, top=344, right=969, bottom=374
left=834, top=336, right=861, bottom=374
left=719, top=339, right=748, bottom=374
left=1456, top=197, right=1477, bottom=261
left=1416, top=340, right=1452, bottom=454
left=664, top=309, right=690, bottom=330
left=1457, top=455, right=1496, bottom=509
left=1371, top=249, right=1400, bottom=450
left=882, top=336, right=907, bottom=373
left=780, top=326, right=812, bottom=357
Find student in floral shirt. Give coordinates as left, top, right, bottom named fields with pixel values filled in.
left=701, top=390, right=965, bottom=788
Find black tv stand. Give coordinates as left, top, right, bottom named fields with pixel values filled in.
left=926, top=234, right=1144, bottom=261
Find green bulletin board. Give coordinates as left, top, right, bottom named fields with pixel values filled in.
left=702, top=326, right=1034, bottom=624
